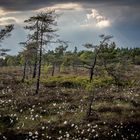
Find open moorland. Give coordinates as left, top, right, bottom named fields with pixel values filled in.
left=0, top=65, right=140, bottom=140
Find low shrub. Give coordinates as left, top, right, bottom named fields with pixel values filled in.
left=42, top=76, right=113, bottom=90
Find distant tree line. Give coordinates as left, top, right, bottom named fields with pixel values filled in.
left=0, top=9, right=140, bottom=95
left=2, top=44, right=140, bottom=67
left=1, top=43, right=140, bottom=86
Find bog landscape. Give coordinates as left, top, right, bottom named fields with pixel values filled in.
left=0, top=1, right=140, bottom=140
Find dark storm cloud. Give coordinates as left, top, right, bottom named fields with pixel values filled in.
left=0, top=0, right=140, bottom=11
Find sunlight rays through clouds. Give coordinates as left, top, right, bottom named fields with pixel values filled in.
left=81, top=9, right=111, bottom=28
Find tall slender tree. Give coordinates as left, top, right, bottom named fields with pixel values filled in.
left=84, top=34, right=113, bottom=118
left=35, top=11, right=58, bottom=94
left=83, top=34, right=113, bottom=82
left=24, top=18, right=39, bottom=79
left=25, top=10, right=58, bottom=94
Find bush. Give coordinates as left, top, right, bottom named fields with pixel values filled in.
left=42, top=76, right=113, bottom=90
left=85, top=76, right=113, bottom=91
left=42, top=65, right=53, bottom=74
left=42, top=76, right=87, bottom=88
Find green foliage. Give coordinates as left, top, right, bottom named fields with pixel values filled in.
left=42, top=76, right=87, bottom=88
left=60, top=63, right=66, bottom=73
left=5, top=55, right=20, bottom=66
left=42, top=65, right=52, bottom=74
left=80, top=51, right=94, bottom=63
left=0, top=25, right=14, bottom=59
left=41, top=76, right=113, bottom=90
left=85, top=76, right=113, bottom=91
left=0, top=24, right=14, bottom=42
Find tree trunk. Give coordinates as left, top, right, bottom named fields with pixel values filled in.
left=89, top=54, right=97, bottom=82
left=33, top=20, right=39, bottom=79
left=32, top=57, right=37, bottom=78
left=35, top=45, right=42, bottom=94
left=51, top=64, right=55, bottom=76
left=86, top=88, right=101, bottom=119
left=89, top=67, right=94, bottom=82
left=86, top=94, right=94, bottom=118
left=21, top=61, right=27, bottom=82
left=35, top=23, right=43, bottom=95
left=29, top=64, right=32, bottom=75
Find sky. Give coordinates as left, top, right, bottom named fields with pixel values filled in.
left=0, top=0, right=140, bottom=55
